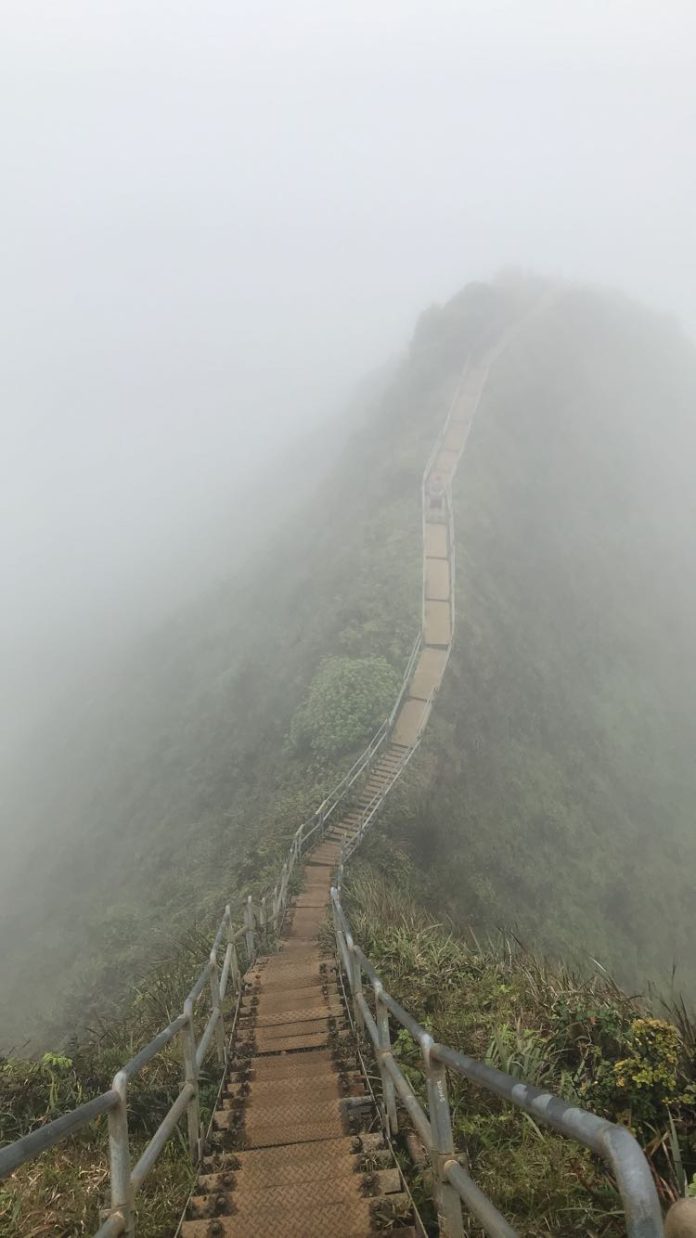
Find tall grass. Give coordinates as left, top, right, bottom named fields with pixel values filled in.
left=344, top=841, right=696, bottom=1235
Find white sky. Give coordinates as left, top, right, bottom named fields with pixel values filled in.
left=1, top=0, right=695, bottom=750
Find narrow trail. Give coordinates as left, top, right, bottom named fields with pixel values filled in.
left=179, top=357, right=494, bottom=1238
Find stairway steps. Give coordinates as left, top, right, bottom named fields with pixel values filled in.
left=184, top=673, right=430, bottom=1235
left=180, top=1205, right=414, bottom=1238
left=188, top=1169, right=403, bottom=1220
left=228, top=1048, right=339, bottom=1081
left=223, top=1072, right=364, bottom=1105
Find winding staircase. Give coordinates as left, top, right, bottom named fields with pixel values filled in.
left=178, top=357, right=497, bottom=1237
left=0, top=323, right=667, bottom=1238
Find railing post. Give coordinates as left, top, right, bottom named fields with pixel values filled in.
left=208, top=950, right=226, bottom=1066
left=244, top=896, right=256, bottom=964
left=332, top=893, right=348, bottom=978
left=106, top=1070, right=133, bottom=1238
left=420, top=1034, right=464, bottom=1237
left=225, top=905, right=240, bottom=996
left=182, top=999, right=202, bottom=1164
left=231, top=941, right=241, bottom=994
left=374, top=980, right=398, bottom=1136
left=259, top=896, right=267, bottom=942
left=346, top=933, right=364, bottom=1033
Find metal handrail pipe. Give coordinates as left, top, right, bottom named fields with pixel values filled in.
left=445, top=1159, right=518, bottom=1238
left=120, top=1015, right=188, bottom=1082
left=130, top=1083, right=196, bottom=1191
left=333, top=888, right=662, bottom=1238
left=381, top=1052, right=432, bottom=1147
left=356, top=992, right=380, bottom=1046
left=389, top=633, right=422, bottom=718
left=432, top=1044, right=662, bottom=1237
left=337, top=932, right=352, bottom=982
left=335, top=923, right=428, bottom=1045
left=185, top=961, right=211, bottom=1008
left=195, top=1009, right=220, bottom=1072
left=219, top=943, right=234, bottom=1000
left=94, top=1211, right=126, bottom=1238
left=0, top=1089, right=119, bottom=1180
left=211, top=915, right=229, bottom=954
left=315, top=718, right=390, bottom=817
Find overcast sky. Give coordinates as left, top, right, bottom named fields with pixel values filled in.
left=2, top=0, right=695, bottom=754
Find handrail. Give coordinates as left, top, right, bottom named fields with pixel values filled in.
left=0, top=340, right=472, bottom=1228
left=330, top=888, right=663, bottom=1238
left=0, top=1091, right=120, bottom=1179
left=0, top=622, right=423, bottom=1233
left=2, top=314, right=630, bottom=1238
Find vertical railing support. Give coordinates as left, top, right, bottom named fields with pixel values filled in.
left=346, top=933, right=364, bottom=1032
left=244, top=896, right=256, bottom=964
left=374, top=980, right=398, bottom=1136
left=182, top=998, right=202, bottom=1164
left=421, top=1034, right=464, bottom=1237
left=106, top=1070, right=133, bottom=1238
left=225, top=904, right=241, bottom=996
left=209, top=950, right=226, bottom=1066
left=231, top=942, right=241, bottom=994
left=259, top=896, right=267, bottom=944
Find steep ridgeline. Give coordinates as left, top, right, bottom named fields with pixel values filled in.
left=383, top=287, right=696, bottom=998
left=176, top=344, right=502, bottom=1238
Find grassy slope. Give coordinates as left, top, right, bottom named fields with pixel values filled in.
left=345, top=839, right=696, bottom=1234
left=384, top=287, right=696, bottom=997
left=3, top=278, right=696, bottom=1232
left=0, top=283, right=506, bottom=1051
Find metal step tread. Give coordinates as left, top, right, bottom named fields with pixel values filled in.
left=181, top=1192, right=412, bottom=1237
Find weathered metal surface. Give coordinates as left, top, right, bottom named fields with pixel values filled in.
left=425, top=556, right=451, bottom=601
left=2, top=318, right=650, bottom=1238
left=424, top=598, right=451, bottom=647
left=391, top=696, right=430, bottom=747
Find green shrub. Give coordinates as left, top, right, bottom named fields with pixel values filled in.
left=289, top=656, right=400, bottom=758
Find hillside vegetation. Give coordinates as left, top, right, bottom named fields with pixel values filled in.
left=2, top=275, right=696, bottom=1232
left=3, top=275, right=696, bottom=1041
left=372, top=287, right=696, bottom=997
left=0, top=280, right=514, bottom=1050
left=345, top=838, right=696, bottom=1232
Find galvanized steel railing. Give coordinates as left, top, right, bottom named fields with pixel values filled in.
left=1, top=322, right=667, bottom=1237
left=329, top=887, right=664, bottom=1238
left=0, top=634, right=419, bottom=1235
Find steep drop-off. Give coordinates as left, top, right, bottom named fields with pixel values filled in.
left=2, top=277, right=695, bottom=1051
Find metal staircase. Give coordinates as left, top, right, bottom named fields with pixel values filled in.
left=0, top=334, right=666, bottom=1237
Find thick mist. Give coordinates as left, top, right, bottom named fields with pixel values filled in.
left=2, top=4, right=695, bottom=816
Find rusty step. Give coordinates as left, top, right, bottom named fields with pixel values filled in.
left=195, top=1156, right=390, bottom=1196
left=222, top=1072, right=364, bottom=1106
left=199, top=1131, right=385, bottom=1176
left=188, top=1169, right=403, bottom=1218
left=229, top=1048, right=340, bottom=1080
left=240, top=1001, right=343, bottom=1029
left=181, top=1191, right=412, bottom=1237
left=182, top=1227, right=417, bottom=1238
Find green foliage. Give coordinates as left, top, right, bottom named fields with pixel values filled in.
left=289, top=656, right=401, bottom=758
left=345, top=840, right=696, bottom=1231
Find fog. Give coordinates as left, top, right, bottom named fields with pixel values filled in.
left=2, top=0, right=695, bottom=762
